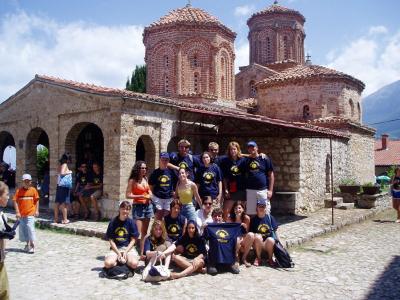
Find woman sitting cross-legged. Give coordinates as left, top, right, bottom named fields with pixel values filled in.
left=104, top=200, right=139, bottom=270
left=250, top=198, right=279, bottom=267
left=160, top=220, right=206, bottom=279
left=163, top=199, right=187, bottom=243
left=143, top=220, right=172, bottom=268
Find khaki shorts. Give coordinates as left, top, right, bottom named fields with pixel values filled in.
left=105, top=246, right=139, bottom=259
left=246, top=189, right=271, bottom=215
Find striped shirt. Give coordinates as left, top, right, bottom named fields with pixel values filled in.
left=13, top=187, right=39, bottom=217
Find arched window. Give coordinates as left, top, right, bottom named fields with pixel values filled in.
left=249, top=80, right=256, bottom=98
left=221, top=57, right=225, bottom=72
left=266, top=37, right=272, bottom=63
left=297, top=36, right=301, bottom=60
left=349, top=99, right=355, bottom=117
left=283, top=36, right=289, bottom=60
left=303, top=105, right=310, bottom=120
left=192, top=54, right=198, bottom=67
left=221, top=76, right=226, bottom=99
left=194, top=73, right=199, bottom=93
left=357, top=103, right=361, bottom=121
left=258, top=40, right=262, bottom=62
left=164, top=74, right=170, bottom=96
left=163, top=55, right=169, bottom=68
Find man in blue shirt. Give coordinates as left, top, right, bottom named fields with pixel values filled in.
left=168, top=139, right=201, bottom=181
left=245, top=141, right=274, bottom=216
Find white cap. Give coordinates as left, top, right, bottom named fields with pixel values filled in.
left=22, top=174, right=32, bottom=181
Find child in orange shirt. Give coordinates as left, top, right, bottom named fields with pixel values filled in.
left=13, top=174, right=39, bottom=253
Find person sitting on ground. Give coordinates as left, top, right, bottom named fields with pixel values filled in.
left=82, top=162, right=103, bottom=221
left=104, top=200, right=139, bottom=270
left=195, top=151, right=223, bottom=209
left=143, top=220, right=172, bottom=269
left=13, top=174, right=39, bottom=253
left=250, top=198, right=279, bottom=267
left=175, top=168, right=202, bottom=222
left=73, top=162, right=91, bottom=219
left=126, top=160, right=153, bottom=258
left=195, top=196, right=213, bottom=234
left=160, top=220, right=206, bottom=280
left=203, top=208, right=241, bottom=275
left=149, top=152, right=177, bottom=220
left=228, top=201, right=254, bottom=267
left=163, top=199, right=187, bottom=242
left=390, top=166, right=400, bottom=223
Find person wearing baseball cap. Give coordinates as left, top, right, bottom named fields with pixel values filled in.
left=13, top=173, right=39, bottom=253
left=244, top=140, right=274, bottom=216
left=249, top=197, right=279, bottom=267
left=148, top=152, right=177, bottom=220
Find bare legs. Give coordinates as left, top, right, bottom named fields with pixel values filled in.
left=238, top=232, right=254, bottom=266
left=170, top=255, right=205, bottom=279
left=53, top=203, right=68, bottom=223
left=136, top=218, right=150, bottom=256
left=253, top=234, right=275, bottom=265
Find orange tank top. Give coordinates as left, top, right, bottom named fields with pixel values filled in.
left=132, top=182, right=150, bottom=205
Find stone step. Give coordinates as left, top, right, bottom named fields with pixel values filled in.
left=336, top=203, right=355, bottom=210
left=324, top=197, right=343, bottom=208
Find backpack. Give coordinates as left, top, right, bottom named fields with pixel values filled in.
left=273, top=240, right=294, bottom=268
left=103, top=264, right=134, bottom=280
left=0, top=213, right=19, bottom=240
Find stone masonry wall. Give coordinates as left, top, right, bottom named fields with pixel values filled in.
left=348, top=131, right=375, bottom=184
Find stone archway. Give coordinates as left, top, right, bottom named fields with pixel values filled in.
left=167, top=136, right=180, bottom=153
left=0, top=131, right=16, bottom=188
left=136, top=135, right=156, bottom=172
left=25, top=128, right=49, bottom=185
left=65, top=122, right=104, bottom=171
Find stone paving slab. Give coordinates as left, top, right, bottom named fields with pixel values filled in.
left=4, top=193, right=392, bottom=248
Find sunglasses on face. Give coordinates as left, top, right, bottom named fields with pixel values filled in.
left=203, top=202, right=212, bottom=206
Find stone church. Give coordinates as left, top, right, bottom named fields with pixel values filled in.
left=0, top=2, right=375, bottom=217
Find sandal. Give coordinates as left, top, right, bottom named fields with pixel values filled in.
left=253, top=258, right=261, bottom=267
left=242, top=260, right=251, bottom=268
left=61, top=219, right=70, bottom=225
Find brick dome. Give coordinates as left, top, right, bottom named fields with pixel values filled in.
left=249, top=2, right=305, bottom=24
left=144, top=4, right=235, bottom=38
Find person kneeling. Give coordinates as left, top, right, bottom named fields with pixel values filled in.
left=104, top=201, right=139, bottom=271
left=160, top=220, right=206, bottom=279
left=250, top=199, right=279, bottom=267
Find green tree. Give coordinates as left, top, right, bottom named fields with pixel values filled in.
left=126, top=65, right=146, bottom=93
left=37, top=145, right=49, bottom=181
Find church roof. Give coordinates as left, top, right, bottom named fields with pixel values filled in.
left=3, top=74, right=348, bottom=140
left=144, top=4, right=235, bottom=37
left=309, top=116, right=375, bottom=135
left=256, top=64, right=365, bottom=92
left=249, top=3, right=305, bottom=23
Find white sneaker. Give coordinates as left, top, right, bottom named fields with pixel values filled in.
left=28, top=247, right=35, bottom=254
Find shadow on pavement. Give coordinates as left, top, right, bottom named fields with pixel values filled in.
left=365, top=255, right=400, bottom=300
left=5, top=247, right=28, bottom=253
left=372, top=219, right=396, bottom=223
left=275, top=215, right=308, bottom=225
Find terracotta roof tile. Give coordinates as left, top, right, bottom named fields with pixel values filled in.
left=375, top=139, right=400, bottom=166
left=9, top=74, right=349, bottom=140
left=256, top=64, right=365, bottom=92
left=250, top=4, right=305, bottom=23
left=145, top=5, right=235, bottom=37
left=310, top=116, right=376, bottom=134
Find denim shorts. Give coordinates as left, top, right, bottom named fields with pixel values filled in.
left=181, top=203, right=197, bottom=222
left=19, top=216, right=36, bottom=242
left=132, top=203, right=154, bottom=220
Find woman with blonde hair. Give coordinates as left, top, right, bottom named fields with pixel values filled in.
left=143, top=220, right=172, bottom=268
left=220, top=141, right=247, bottom=220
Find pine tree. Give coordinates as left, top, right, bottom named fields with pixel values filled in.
left=126, top=65, right=146, bottom=93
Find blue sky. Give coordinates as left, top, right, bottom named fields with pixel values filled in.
left=0, top=0, right=399, bottom=102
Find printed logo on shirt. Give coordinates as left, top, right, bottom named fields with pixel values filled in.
left=230, top=165, right=240, bottom=176
left=216, top=229, right=230, bottom=243
left=203, top=172, right=215, bottom=184
left=93, top=177, right=101, bottom=184
left=115, top=227, right=128, bottom=241
left=80, top=176, right=87, bottom=184
left=158, top=175, right=170, bottom=187
left=168, top=224, right=180, bottom=237
left=257, top=223, right=270, bottom=238
left=186, top=243, right=198, bottom=255
left=178, top=161, right=189, bottom=170
left=249, top=161, right=260, bottom=172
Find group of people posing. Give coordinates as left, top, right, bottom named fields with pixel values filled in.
left=105, top=139, right=279, bottom=279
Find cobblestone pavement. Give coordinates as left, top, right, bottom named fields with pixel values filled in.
left=4, top=209, right=400, bottom=300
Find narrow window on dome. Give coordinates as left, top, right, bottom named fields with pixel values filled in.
left=221, top=76, right=226, bottom=99
left=164, top=55, right=169, bottom=68
left=194, top=73, right=199, bottom=93
left=349, top=99, right=355, bottom=117
left=266, top=37, right=272, bottom=63
left=303, top=105, right=310, bottom=120
left=192, top=54, right=198, bottom=67
left=283, top=36, right=289, bottom=60
left=164, top=74, right=170, bottom=96
left=357, top=102, right=361, bottom=121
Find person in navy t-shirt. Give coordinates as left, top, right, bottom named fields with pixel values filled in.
left=143, top=220, right=172, bottom=269
left=104, top=200, right=139, bottom=270
left=163, top=199, right=187, bottom=242
left=149, top=152, right=177, bottom=220
left=161, top=220, right=206, bottom=280
left=195, top=152, right=222, bottom=208
left=250, top=199, right=279, bottom=267
left=244, top=141, right=274, bottom=216
left=168, top=139, right=201, bottom=181
left=208, top=142, right=223, bottom=166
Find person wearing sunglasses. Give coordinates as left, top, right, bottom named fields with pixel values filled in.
left=195, top=196, right=213, bottom=234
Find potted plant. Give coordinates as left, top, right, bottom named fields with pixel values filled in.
left=362, top=182, right=381, bottom=195
left=338, top=178, right=361, bottom=195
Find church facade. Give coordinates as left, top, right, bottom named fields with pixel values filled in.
left=0, top=2, right=375, bottom=217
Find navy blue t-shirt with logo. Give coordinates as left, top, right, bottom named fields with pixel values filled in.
left=245, top=156, right=274, bottom=190
left=106, top=217, right=139, bottom=248
left=164, top=214, right=187, bottom=242
left=143, top=237, right=165, bottom=253
left=88, top=172, right=103, bottom=186
left=175, top=235, right=207, bottom=259
left=195, top=164, right=222, bottom=198
left=149, top=168, right=177, bottom=199
left=76, top=171, right=90, bottom=188
left=220, top=156, right=246, bottom=192
left=169, top=153, right=201, bottom=181
left=203, top=223, right=245, bottom=265
left=250, top=214, right=278, bottom=241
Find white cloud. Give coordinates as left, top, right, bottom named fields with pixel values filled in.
left=234, top=5, right=255, bottom=17
left=0, top=11, right=145, bottom=102
left=368, top=25, right=388, bottom=35
left=326, top=27, right=400, bottom=96
left=235, top=42, right=249, bottom=72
